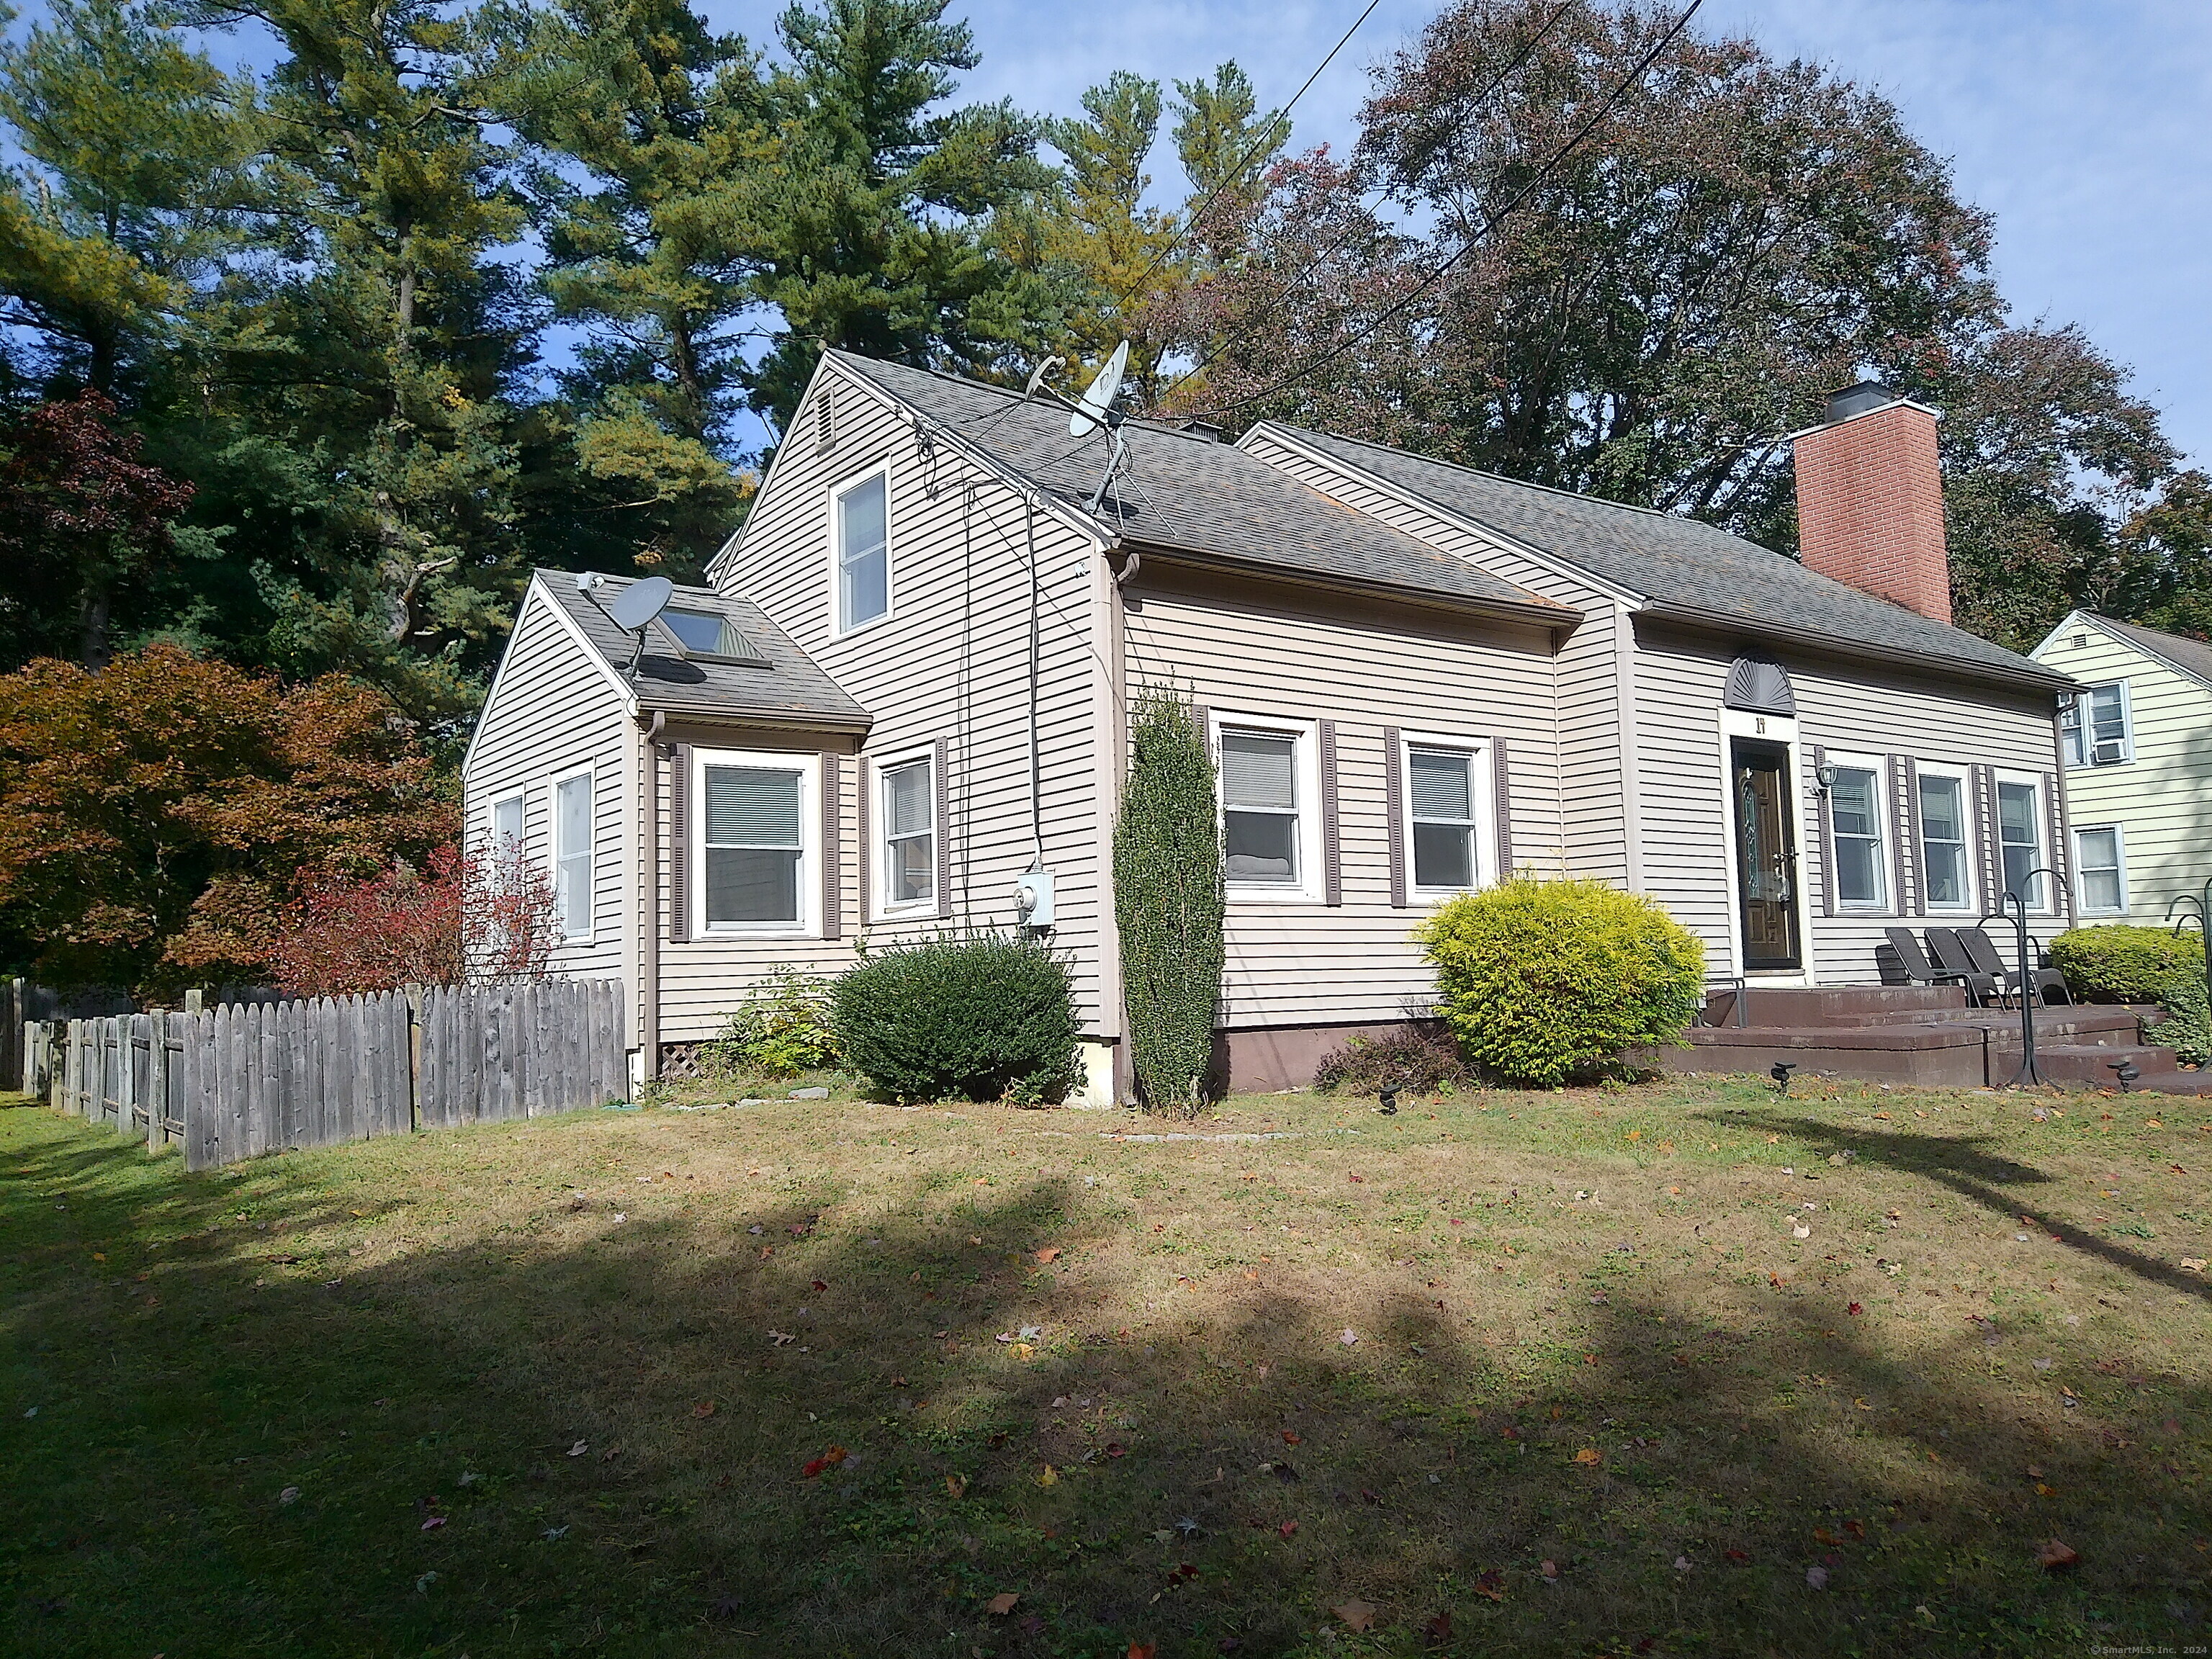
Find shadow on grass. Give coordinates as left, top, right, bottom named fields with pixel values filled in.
left=4, top=1105, right=2210, bottom=1658
left=1722, top=1110, right=2212, bottom=1305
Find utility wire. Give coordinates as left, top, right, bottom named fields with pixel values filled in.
left=1117, top=0, right=1387, bottom=307
left=1154, top=0, right=1576, bottom=406
left=1183, top=0, right=1706, bottom=423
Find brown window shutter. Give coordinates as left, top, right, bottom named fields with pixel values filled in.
left=1318, top=719, right=1341, bottom=907
left=822, top=753, right=842, bottom=942
left=2042, top=770, right=2064, bottom=919
left=1382, top=726, right=1406, bottom=909
left=855, top=757, right=871, bottom=923
left=1887, top=755, right=1912, bottom=914
left=1810, top=745, right=1836, bottom=919
left=933, top=736, right=951, bottom=922
left=1491, top=736, right=1515, bottom=879
left=669, top=743, right=691, bottom=943
left=1971, top=763, right=1999, bottom=907
left=1904, top=757, right=1927, bottom=917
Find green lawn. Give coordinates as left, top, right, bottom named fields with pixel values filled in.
left=5, top=1075, right=2210, bottom=1657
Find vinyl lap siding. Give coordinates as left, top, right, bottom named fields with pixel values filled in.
left=708, top=365, right=1111, bottom=1033
left=1238, top=431, right=1630, bottom=885
left=1635, top=623, right=2067, bottom=983
left=2033, top=631, right=2212, bottom=918
left=463, top=589, right=633, bottom=989
left=1125, top=566, right=1563, bottom=1030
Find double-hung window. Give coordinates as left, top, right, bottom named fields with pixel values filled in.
left=834, top=469, right=889, bottom=633
left=1408, top=744, right=1480, bottom=891
left=1220, top=729, right=1300, bottom=886
left=703, top=760, right=809, bottom=928
left=2074, top=826, right=2126, bottom=914
left=553, top=771, right=593, bottom=940
left=1827, top=763, right=1887, bottom=909
left=880, top=755, right=935, bottom=909
left=1916, top=771, right=1971, bottom=910
left=492, top=793, right=524, bottom=869
left=1996, top=777, right=2044, bottom=907
left=2060, top=683, right=2130, bottom=767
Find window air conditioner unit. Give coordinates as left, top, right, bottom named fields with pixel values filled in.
left=2091, top=739, right=2125, bottom=765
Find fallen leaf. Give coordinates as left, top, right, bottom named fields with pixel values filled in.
left=1725, top=1548, right=1750, bottom=1563
left=1423, top=1611, right=1455, bottom=1645
left=2148, top=1120, right=2163, bottom=1130
left=1278, top=1519, right=1298, bottom=1538
left=1127, top=1644, right=1157, bottom=1659
left=2036, top=1539, right=2080, bottom=1572
left=1361, top=1488, right=1383, bottom=1505
left=1334, top=1599, right=1377, bottom=1632
left=1036, top=1247, right=1061, bottom=1263
left=1036, top=1465, right=1058, bottom=1487
left=692, top=1400, right=716, bottom=1419
left=421, top=1516, right=445, bottom=1531
left=986, top=1592, right=1020, bottom=1616
left=811, top=1280, right=828, bottom=1292
left=1805, top=1565, right=1829, bottom=1590
left=800, top=1446, right=848, bottom=1479
left=1339, top=1329, right=1359, bottom=1346
left=567, top=1441, right=588, bottom=1457
left=1539, top=1560, right=1559, bottom=1581
left=278, top=1485, right=300, bottom=1505
left=1476, top=1568, right=1508, bottom=1601
left=1848, top=1303, right=1863, bottom=1316
left=1573, top=1447, right=1601, bottom=1465
left=1282, top=1431, right=1301, bottom=1446
left=1106, top=1442, right=1127, bottom=1458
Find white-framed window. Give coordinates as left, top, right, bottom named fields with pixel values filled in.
left=2074, top=824, right=2128, bottom=914
left=1825, top=756, right=1888, bottom=911
left=491, top=791, right=524, bottom=866
left=1400, top=732, right=1496, bottom=895
left=1995, top=772, right=2046, bottom=909
left=876, top=749, right=935, bottom=913
left=830, top=464, right=890, bottom=635
left=696, top=747, right=820, bottom=935
left=552, top=769, right=593, bottom=942
left=1915, top=768, right=1973, bottom=912
left=2060, top=682, right=2131, bottom=768
left=1211, top=713, right=1323, bottom=902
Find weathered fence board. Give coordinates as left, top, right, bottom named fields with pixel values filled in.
left=35, top=980, right=622, bottom=1170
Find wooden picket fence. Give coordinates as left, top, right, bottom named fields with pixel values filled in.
left=29, top=980, right=624, bottom=1171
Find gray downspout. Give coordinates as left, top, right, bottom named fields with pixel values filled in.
left=639, top=710, right=665, bottom=1082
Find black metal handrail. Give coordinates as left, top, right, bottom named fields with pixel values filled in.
left=1979, top=863, right=2069, bottom=1088
left=2164, top=879, right=2212, bottom=1045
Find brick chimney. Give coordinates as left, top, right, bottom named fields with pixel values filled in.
left=1789, top=380, right=1951, bottom=624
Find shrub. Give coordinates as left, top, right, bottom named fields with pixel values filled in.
left=832, top=932, right=1081, bottom=1105
left=706, top=966, right=840, bottom=1080
left=2053, top=925, right=2210, bottom=1066
left=1311, top=1025, right=1470, bottom=1096
left=1113, top=688, right=1225, bottom=1115
left=1415, top=876, right=1705, bottom=1087
left=271, top=847, right=559, bottom=996
left=2049, top=925, right=2204, bottom=1003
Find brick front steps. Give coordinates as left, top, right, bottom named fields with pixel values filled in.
left=1657, top=985, right=2212, bottom=1094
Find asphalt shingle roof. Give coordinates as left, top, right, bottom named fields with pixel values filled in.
left=830, top=353, right=1569, bottom=620
left=2093, top=613, right=2212, bottom=691
left=535, top=570, right=870, bottom=729
left=1264, top=423, right=2072, bottom=688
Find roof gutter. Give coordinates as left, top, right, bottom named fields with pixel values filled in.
left=1130, top=542, right=1581, bottom=633
left=635, top=703, right=873, bottom=737
left=1635, top=600, right=2085, bottom=698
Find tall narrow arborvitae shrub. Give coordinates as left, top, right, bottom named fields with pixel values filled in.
left=1114, top=688, right=1226, bottom=1115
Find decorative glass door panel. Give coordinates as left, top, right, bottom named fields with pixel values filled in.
left=1732, top=741, right=1801, bottom=970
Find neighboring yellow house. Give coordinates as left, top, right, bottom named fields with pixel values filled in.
left=2031, top=611, right=2212, bottom=920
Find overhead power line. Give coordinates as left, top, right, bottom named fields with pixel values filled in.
left=1185, top=0, right=1707, bottom=424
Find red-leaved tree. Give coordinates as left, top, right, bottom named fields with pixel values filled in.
left=269, top=847, right=562, bottom=997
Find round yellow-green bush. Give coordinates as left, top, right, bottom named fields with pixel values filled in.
left=1414, top=876, right=1706, bottom=1087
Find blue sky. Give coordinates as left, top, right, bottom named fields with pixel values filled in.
left=839, top=0, right=2210, bottom=470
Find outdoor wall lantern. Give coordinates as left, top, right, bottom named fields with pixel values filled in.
left=1814, top=761, right=1839, bottom=791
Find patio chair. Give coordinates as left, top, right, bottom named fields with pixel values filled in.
left=1881, top=927, right=1987, bottom=1002
left=1959, top=925, right=2072, bottom=1007
left=1922, top=928, right=2003, bottom=1007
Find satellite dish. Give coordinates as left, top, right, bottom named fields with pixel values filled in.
left=1069, top=341, right=1130, bottom=438
left=609, top=576, right=673, bottom=633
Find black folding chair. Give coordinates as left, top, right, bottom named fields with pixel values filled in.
left=1959, top=925, right=2072, bottom=1007
left=1923, top=928, right=2002, bottom=1007
left=1882, top=927, right=1987, bottom=1003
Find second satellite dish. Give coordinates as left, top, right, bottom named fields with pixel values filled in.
left=1069, top=341, right=1130, bottom=438
left=610, top=575, right=674, bottom=633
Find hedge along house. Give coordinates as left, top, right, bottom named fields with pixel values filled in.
left=463, top=354, right=2084, bottom=1098
left=2029, top=611, right=2212, bottom=920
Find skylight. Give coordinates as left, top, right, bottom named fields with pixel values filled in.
left=659, top=607, right=765, bottom=663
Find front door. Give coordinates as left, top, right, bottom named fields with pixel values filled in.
left=1731, top=740, right=1801, bottom=970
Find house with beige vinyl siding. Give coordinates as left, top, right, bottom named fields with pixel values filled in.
left=2029, top=611, right=2212, bottom=920
left=463, top=354, right=2085, bottom=1099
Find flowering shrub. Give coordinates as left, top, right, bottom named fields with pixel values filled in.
left=269, top=847, right=559, bottom=996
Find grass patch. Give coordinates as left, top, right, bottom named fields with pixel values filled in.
left=5, top=1076, right=2211, bottom=1655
